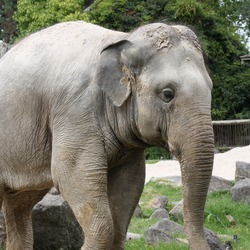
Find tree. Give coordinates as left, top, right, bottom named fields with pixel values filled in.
left=88, top=0, right=167, bottom=31
left=164, top=0, right=249, bottom=119
left=14, top=0, right=91, bottom=38
left=0, top=0, right=17, bottom=42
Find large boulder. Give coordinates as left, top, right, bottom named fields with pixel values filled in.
left=235, top=161, right=250, bottom=181
left=208, top=176, right=232, bottom=193
left=230, top=178, right=250, bottom=204
left=32, top=192, right=83, bottom=250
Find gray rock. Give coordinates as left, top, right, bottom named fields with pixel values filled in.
left=146, top=218, right=184, bottom=238
left=230, top=178, right=250, bottom=204
left=144, top=227, right=174, bottom=244
left=133, top=204, right=144, bottom=218
left=205, top=228, right=226, bottom=250
left=144, top=218, right=184, bottom=245
left=235, top=161, right=250, bottom=181
left=149, top=208, right=169, bottom=220
left=126, top=232, right=142, bottom=241
left=208, top=176, right=232, bottom=193
left=148, top=195, right=168, bottom=210
left=169, top=200, right=183, bottom=219
left=32, top=193, right=83, bottom=250
left=151, top=218, right=184, bottom=236
left=144, top=218, right=225, bottom=249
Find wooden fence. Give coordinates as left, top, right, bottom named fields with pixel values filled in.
left=213, top=119, right=250, bottom=148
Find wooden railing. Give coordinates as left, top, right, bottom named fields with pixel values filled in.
left=213, top=119, right=250, bottom=148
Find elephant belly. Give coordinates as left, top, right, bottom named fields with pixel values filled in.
left=0, top=134, right=53, bottom=192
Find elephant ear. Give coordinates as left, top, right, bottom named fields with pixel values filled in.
left=94, top=40, right=134, bottom=107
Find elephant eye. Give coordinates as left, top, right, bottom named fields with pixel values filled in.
left=162, top=88, right=175, bottom=103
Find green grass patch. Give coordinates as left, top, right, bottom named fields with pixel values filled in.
left=126, top=238, right=188, bottom=250
left=145, top=159, right=159, bottom=164
left=205, top=191, right=250, bottom=250
left=126, top=180, right=250, bottom=249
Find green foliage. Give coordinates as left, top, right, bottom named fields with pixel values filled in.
left=165, top=0, right=249, bottom=120
left=0, top=0, right=17, bottom=42
left=205, top=191, right=250, bottom=249
left=126, top=238, right=188, bottom=250
left=145, top=147, right=171, bottom=160
left=88, top=0, right=168, bottom=32
left=14, top=0, right=90, bottom=38
left=212, top=64, right=250, bottom=119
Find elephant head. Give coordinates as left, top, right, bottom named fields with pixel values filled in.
left=95, top=23, right=214, bottom=250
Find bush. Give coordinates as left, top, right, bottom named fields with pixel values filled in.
left=145, top=147, right=171, bottom=160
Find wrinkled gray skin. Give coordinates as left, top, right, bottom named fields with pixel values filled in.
left=0, top=21, right=214, bottom=250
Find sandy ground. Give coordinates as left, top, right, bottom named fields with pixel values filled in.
left=145, top=145, right=250, bottom=183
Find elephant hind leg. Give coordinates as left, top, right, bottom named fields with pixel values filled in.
left=3, top=189, right=49, bottom=250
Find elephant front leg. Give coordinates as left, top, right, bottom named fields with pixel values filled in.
left=107, top=150, right=145, bottom=250
left=52, top=155, right=114, bottom=250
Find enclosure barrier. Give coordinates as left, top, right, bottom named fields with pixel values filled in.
left=213, top=119, right=250, bottom=148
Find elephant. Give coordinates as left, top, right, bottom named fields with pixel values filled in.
left=0, top=21, right=214, bottom=250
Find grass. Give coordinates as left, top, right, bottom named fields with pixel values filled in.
left=126, top=179, right=250, bottom=249
left=145, top=159, right=160, bottom=164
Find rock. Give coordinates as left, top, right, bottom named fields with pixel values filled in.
left=169, top=200, right=183, bottom=219
left=32, top=193, right=83, bottom=250
left=230, top=178, right=250, bottom=204
left=144, top=227, right=174, bottom=244
left=148, top=195, right=167, bottom=210
left=150, top=218, right=184, bottom=236
left=235, top=161, right=250, bottom=181
left=144, top=218, right=184, bottom=245
left=144, top=218, right=225, bottom=249
left=208, top=176, right=232, bottom=193
left=149, top=208, right=169, bottom=220
left=133, top=204, right=144, bottom=218
left=126, top=232, right=142, bottom=241
left=205, top=228, right=226, bottom=250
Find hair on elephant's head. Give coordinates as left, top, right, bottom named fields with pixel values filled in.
left=95, top=23, right=214, bottom=250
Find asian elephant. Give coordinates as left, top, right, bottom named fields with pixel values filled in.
left=0, top=21, right=214, bottom=250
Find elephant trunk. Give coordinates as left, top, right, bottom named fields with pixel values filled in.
left=169, top=113, right=214, bottom=250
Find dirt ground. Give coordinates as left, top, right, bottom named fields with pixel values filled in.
left=146, top=145, right=250, bottom=183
